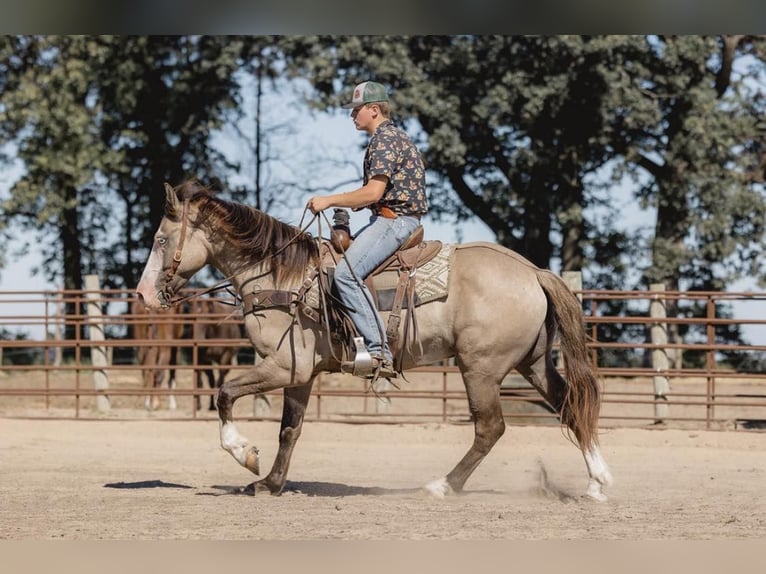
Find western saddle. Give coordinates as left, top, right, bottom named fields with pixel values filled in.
left=243, top=210, right=443, bottom=376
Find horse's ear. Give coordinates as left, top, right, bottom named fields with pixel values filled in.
left=164, top=182, right=180, bottom=215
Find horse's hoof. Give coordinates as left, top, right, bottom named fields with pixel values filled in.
left=584, top=480, right=608, bottom=502
left=584, top=492, right=608, bottom=502
left=422, top=477, right=453, bottom=498
left=243, top=482, right=265, bottom=496
left=244, top=480, right=282, bottom=496
left=244, top=446, right=260, bottom=475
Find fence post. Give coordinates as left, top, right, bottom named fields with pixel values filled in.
left=85, top=275, right=110, bottom=412
left=54, top=298, right=63, bottom=367
left=650, top=283, right=670, bottom=423
left=562, top=271, right=583, bottom=302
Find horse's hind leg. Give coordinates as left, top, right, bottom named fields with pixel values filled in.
left=249, top=382, right=313, bottom=496
left=517, top=353, right=612, bottom=501
left=424, top=363, right=506, bottom=497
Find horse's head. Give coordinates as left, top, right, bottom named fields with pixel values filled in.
left=137, top=179, right=321, bottom=311
left=136, top=183, right=209, bottom=310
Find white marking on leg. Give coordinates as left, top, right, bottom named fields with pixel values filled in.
left=423, top=477, right=453, bottom=498
left=220, top=421, right=252, bottom=467
left=583, top=444, right=613, bottom=501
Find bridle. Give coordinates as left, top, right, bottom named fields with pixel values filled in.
left=156, top=197, right=321, bottom=309
left=165, top=198, right=190, bottom=284
left=158, top=198, right=190, bottom=308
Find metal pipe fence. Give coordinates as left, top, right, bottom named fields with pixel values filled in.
left=0, top=282, right=765, bottom=430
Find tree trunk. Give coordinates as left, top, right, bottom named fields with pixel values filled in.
left=559, top=176, right=585, bottom=272
left=60, top=184, right=84, bottom=343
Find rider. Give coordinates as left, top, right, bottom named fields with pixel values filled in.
left=307, top=80, right=429, bottom=378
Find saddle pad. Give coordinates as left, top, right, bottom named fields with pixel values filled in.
left=406, top=242, right=453, bottom=303
left=304, top=243, right=454, bottom=311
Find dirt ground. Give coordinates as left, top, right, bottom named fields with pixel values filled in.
left=1, top=412, right=765, bottom=540
left=1, top=367, right=765, bottom=540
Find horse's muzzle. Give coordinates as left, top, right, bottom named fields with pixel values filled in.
left=157, top=289, right=174, bottom=309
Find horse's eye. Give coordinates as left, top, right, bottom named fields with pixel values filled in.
left=157, top=236, right=167, bottom=247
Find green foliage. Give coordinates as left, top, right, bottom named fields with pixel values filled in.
left=0, top=35, right=249, bottom=291
left=279, top=35, right=766, bottom=296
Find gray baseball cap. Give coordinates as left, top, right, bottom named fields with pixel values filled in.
left=341, top=81, right=389, bottom=109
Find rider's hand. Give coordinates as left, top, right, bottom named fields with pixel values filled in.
left=307, top=196, right=332, bottom=214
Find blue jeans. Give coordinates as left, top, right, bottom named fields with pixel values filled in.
left=333, top=214, right=421, bottom=361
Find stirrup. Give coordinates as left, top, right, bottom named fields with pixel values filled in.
left=340, top=337, right=398, bottom=379
left=340, top=359, right=397, bottom=380
left=340, top=337, right=374, bottom=377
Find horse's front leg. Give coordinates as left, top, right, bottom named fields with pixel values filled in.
left=216, top=358, right=311, bottom=491
left=250, top=382, right=314, bottom=496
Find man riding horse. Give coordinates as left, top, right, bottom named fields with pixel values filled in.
left=307, top=81, right=428, bottom=380
left=134, top=81, right=612, bottom=500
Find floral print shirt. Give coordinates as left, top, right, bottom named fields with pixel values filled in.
left=363, top=120, right=429, bottom=217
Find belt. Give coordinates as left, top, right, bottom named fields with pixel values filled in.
left=372, top=205, right=421, bottom=220
left=372, top=205, right=398, bottom=219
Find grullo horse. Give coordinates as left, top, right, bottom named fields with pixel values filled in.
left=136, top=180, right=612, bottom=500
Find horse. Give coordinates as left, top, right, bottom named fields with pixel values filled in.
left=136, top=180, right=612, bottom=500
left=130, top=299, right=185, bottom=410
left=189, top=297, right=243, bottom=410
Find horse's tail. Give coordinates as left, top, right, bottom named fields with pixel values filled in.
left=535, top=269, right=601, bottom=448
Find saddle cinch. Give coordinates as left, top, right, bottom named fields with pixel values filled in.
left=324, top=210, right=443, bottom=375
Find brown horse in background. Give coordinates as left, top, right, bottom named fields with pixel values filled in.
left=190, top=297, right=243, bottom=410
left=137, top=181, right=612, bottom=500
left=130, top=300, right=184, bottom=410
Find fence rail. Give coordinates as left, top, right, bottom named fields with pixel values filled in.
left=1, top=278, right=765, bottom=430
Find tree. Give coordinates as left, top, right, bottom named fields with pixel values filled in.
left=278, top=35, right=652, bottom=296
left=78, top=35, right=247, bottom=290
left=612, top=35, right=766, bottom=292
left=0, top=36, right=109, bottom=295
left=280, top=36, right=766, bottom=287
left=0, top=35, right=246, bottom=294
left=606, top=36, right=766, bottom=363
